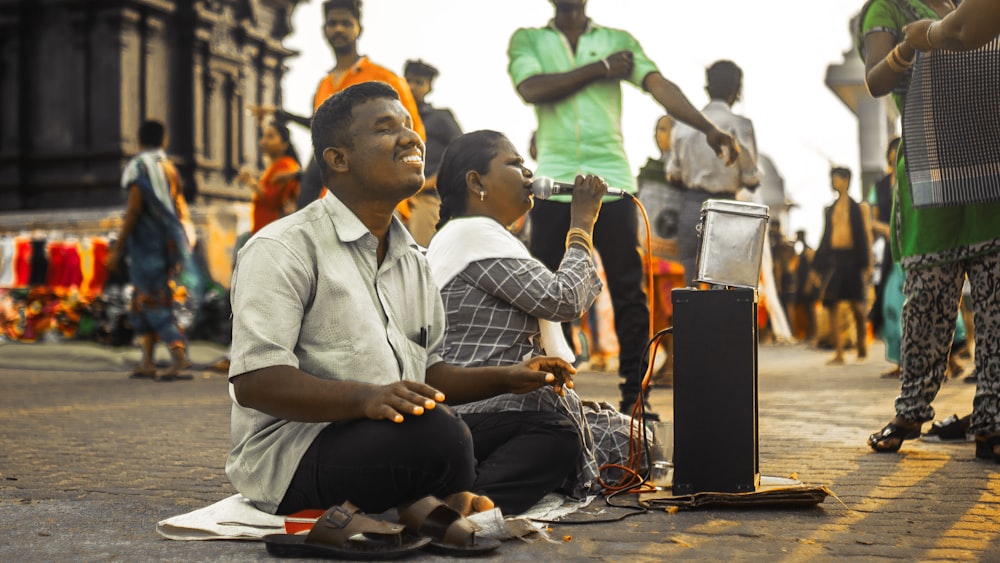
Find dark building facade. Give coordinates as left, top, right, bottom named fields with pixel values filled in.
left=0, top=0, right=302, bottom=211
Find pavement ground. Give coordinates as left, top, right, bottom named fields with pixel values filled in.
left=1, top=338, right=998, bottom=562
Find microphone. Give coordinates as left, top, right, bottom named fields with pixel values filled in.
left=530, top=176, right=628, bottom=200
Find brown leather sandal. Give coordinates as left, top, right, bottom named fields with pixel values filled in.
left=264, top=502, right=429, bottom=559
left=397, top=495, right=500, bottom=555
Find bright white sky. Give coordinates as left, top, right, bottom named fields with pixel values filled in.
left=282, top=0, right=880, bottom=247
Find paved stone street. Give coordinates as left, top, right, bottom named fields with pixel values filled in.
left=1, top=338, right=998, bottom=561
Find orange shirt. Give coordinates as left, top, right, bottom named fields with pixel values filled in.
left=312, top=56, right=425, bottom=140
left=312, top=57, right=425, bottom=206
left=252, top=156, right=301, bottom=234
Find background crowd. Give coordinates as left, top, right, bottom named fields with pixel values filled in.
left=1, top=0, right=998, bottom=507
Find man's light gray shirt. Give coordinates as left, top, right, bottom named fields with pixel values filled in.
left=226, top=194, right=445, bottom=513
left=666, top=100, right=761, bottom=194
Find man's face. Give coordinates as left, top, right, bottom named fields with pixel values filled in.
left=324, top=8, right=360, bottom=53
left=552, top=0, right=587, bottom=12
left=335, top=98, right=425, bottom=201
left=551, top=0, right=587, bottom=10
left=654, top=116, right=672, bottom=154
left=831, top=174, right=850, bottom=194
left=405, top=74, right=432, bottom=104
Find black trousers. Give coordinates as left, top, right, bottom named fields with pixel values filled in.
left=528, top=198, right=650, bottom=403
left=278, top=407, right=579, bottom=516
left=461, top=410, right=580, bottom=515
left=277, top=406, right=476, bottom=515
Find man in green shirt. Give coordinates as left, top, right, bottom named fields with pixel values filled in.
left=508, top=0, right=737, bottom=416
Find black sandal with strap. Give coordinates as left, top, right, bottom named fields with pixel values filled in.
left=975, top=433, right=1000, bottom=464
left=868, top=422, right=921, bottom=453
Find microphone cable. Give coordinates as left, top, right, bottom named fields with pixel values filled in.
left=594, top=193, right=676, bottom=500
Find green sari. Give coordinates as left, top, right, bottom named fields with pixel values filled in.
left=860, top=0, right=1000, bottom=269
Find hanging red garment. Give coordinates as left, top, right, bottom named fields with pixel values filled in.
left=88, top=238, right=110, bottom=296
left=60, top=242, right=83, bottom=289
left=47, top=242, right=67, bottom=288
left=13, top=237, right=31, bottom=287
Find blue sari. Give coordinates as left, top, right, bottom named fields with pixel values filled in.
left=122, top=153, right=203, bottom=343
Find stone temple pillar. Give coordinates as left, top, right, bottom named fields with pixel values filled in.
left=0, top=0, right=302, bottom=211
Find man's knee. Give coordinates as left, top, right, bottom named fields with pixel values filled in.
left=535, top=412, right=583, bottom=462
left=414, top=408, right=477, bottom=490
left=419, top=406, right=474, bottom=454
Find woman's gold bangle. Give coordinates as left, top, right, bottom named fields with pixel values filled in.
left=926, top=21, right=937, bottom=49
left=885, top=49, right=908, bottom=73
left=884, top=55, right=904, bottom=73
left=565, top=227, right=593, bottom=253
left=892, top=44, right=914, bottom=67
left=566, top=237, right=593, bottom=254
left=566, top=232, right=592, bottom=247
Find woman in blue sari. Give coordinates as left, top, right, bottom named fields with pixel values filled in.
left=107, top=121, right=202, bottom=381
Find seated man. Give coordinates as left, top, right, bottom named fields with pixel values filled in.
left=226, top=81, right=578, bottom=518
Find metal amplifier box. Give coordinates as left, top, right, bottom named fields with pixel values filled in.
left=695, top=200, right=769, bottom=289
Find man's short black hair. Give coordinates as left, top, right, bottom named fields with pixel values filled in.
left=706, top=60, right=742, bottom=100
left=323, top=0, right=360, bottom=20
left=138, top=120, right=166, bottom=148
left=311, top=81, right=400, bottom=184
left=830, top=166, right=852, bottom=181
left=404, top=59, right=439, bottom=80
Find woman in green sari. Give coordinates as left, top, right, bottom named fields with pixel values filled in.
left=861, top=0, right=1000, bottom=461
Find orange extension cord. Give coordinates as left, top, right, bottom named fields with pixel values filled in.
left=595, top=195, right=668, bottom=496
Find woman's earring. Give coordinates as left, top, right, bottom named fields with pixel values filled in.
left=480, top=191, right=485, bottom=202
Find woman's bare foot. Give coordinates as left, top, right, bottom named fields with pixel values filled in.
left=161, top=360, right=193, bottom=377
left=880, top=366, right=901, bottom=379
left=128, top=364, right=157, bottom=379
left=827, top=355, right=845, bottom=366
left=158, top=347, right=194, bottom=381
left=443, top=491, right=495, bottom=516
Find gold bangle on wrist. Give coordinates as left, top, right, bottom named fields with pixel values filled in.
left=885, top=53, right=906, bottom=73
left=566, top=232, right=592, bottom=248
left=926, top=21, right=937, bottom=49
left=566, top=236, right=593, bottom=255
left=893, top=44, right=915, bottom=66
left=884, top=45, right=912, bottom=73
left=565, top=227, right=593, bottom=253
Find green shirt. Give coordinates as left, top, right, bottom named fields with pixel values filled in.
left=508, top=20, right=659, bottom=197
left=860, top=0, right=1000, bottom=266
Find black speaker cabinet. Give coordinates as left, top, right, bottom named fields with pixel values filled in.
left=671, top=287, right=759, bottom=494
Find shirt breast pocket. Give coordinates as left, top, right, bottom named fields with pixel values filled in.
left=396, top=336, right=428, bottom=383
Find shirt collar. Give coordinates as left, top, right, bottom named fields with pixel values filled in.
left=327, top=55, right=370, bottom=75
left=704, top=99, right=732, bottom=111
left=546, top=18, right=599, bottom=34
left=321, top=192, right=418, bottom=257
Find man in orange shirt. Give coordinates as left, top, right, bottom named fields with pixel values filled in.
left=255, top=0, right=424, bottom=205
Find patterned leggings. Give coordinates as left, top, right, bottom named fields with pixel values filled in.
left=895, top=250, right=1000, bottom=434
